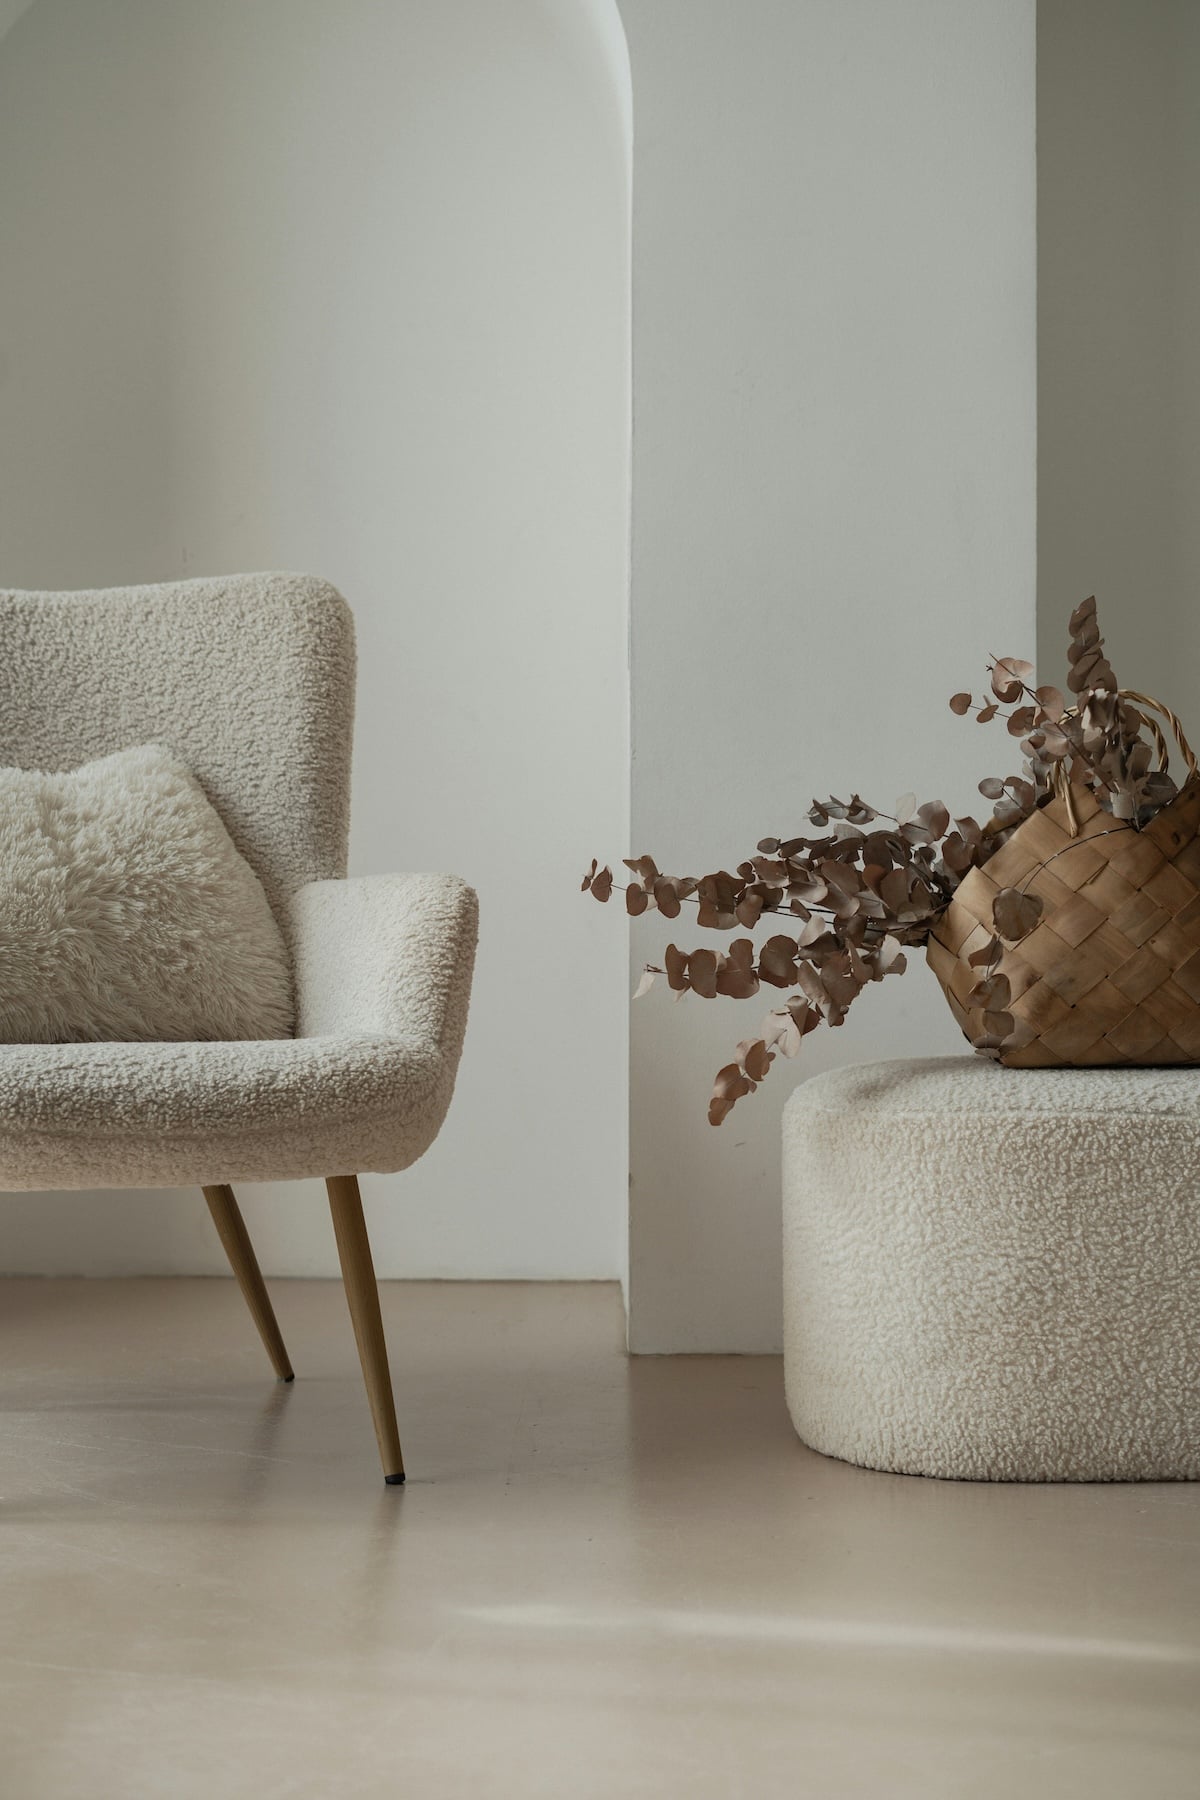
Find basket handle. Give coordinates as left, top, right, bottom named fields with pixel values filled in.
left=1054, top=688, right=1197, bottom=834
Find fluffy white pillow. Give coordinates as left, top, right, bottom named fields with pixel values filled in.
left=0, top=745, right=294, bottom=1043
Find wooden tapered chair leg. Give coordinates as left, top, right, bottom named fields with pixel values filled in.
left=202, top=1184, right=295, bottom=1382
left=325, top=1174, right=405, bottom=1484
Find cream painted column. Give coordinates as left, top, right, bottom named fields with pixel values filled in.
left=619, top=0, right=1037, bottom=1350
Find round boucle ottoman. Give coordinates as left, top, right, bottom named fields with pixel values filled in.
left=782, top=1056, right=1200, bottom=1481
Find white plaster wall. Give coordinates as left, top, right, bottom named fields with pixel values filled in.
left=0, top=0, right=1039, bottom=1343
left=0, top=0, right=33, bottom=38
left=0, top=0, right=631, bottom=1279
left=1037, top=0, right=1176, bottom=701
left=619, top=0, right=1037, bottom=1350
left=1175, top=8, right=1200, bottom=703
left=1038, top=1, right=1200, bottom=721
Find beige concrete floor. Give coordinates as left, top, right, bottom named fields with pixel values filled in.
left=1, top=1279, right=1198, bottom=1799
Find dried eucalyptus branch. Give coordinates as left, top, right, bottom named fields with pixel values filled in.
left=583, top=596, right=1184, bottom=1122
left=951, top=597, right=1177, bottom=825
left=583, top=796, right=974, bottom=1122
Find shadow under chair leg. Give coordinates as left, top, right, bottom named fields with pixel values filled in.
left=325, top=1173, right=406, bottom=1485
left=202, top=1183, right=295, bottom=1382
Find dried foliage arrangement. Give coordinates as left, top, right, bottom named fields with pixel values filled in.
left=584, top=598, right=1200, bottom=1121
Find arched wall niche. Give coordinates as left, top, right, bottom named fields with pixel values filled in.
left=0, top=0, right=632, bottom=1285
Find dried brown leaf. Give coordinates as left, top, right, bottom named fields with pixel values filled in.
left=992, top=887, right=1042, bottom=943
left=632, top=966, right=659, bottom=1000
left=653, top=878, right=682, bottom=920
left=759, top=935, right=800, bottom=988
left=708, top=1063, right=752, bottom=1127
left=1068, top=595, right=1098, bottom=638
left=917, top=800, right=950, bottom=839
left=941, top=832, right=975, bottom=874
left=967, top=936, right=1000, bottom=968
left=697, top=899, right=737, bottom=930
left=1067, top=597, right=1117, bottom=694
left=879, top=868, right=910, bottom=915
left=716, top=939, right=760, bottom=999
left=696, top=872, right=739, bottom=929
left=735, top=894, right=763, bottom=931
left=872, top=934, right=907, bottom=977
left=688, top=949, right=718, bottom=999
left=761, top=1001, right=818, bottom=1058
left=664, top=945, right=689, bottom=993
left=970, top=971, right=1012, bottom=1011
left=741, top=1039, right=774, bottom=1083
left=1037, top=721, right=1072, bottom=758
left=991, top=658, right=1033, bottom=703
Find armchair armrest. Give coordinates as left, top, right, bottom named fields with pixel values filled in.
left=288, top=875, right=478, bottom=1057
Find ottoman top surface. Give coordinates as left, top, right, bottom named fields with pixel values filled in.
left=788, top=1055, right=1200, bottom=1118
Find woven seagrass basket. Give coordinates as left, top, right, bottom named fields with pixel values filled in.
left=927, top=694, right=1200, bottom=1068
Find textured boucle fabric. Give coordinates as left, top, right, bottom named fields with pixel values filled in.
left=0, top=744, right=293, bottom=1043
left=783, top=1057, right=1200, bottom=1481
left=0, top=573, right=355, bottom=923
left=0, top=875, right=477, bottom=1188
left=0, top=575, right=477, bottom=1191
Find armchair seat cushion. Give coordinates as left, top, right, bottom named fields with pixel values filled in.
left=0, top=872, right=478, bottom=1190
left=0, top=1034, right=440, bottom=1188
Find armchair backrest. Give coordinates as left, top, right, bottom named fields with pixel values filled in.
left=0, top=572, right=355, bottom=922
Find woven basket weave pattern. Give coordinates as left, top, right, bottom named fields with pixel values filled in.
left=927, top=776, right=1200, bottom=1067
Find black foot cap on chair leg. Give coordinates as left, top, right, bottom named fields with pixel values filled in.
left=384, top=1472, right=406, bottom=1486
left=279, top=1374, right=296, bottom=1383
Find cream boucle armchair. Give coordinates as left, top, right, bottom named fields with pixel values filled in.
left=0, top=572, right=478, bottom=1483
